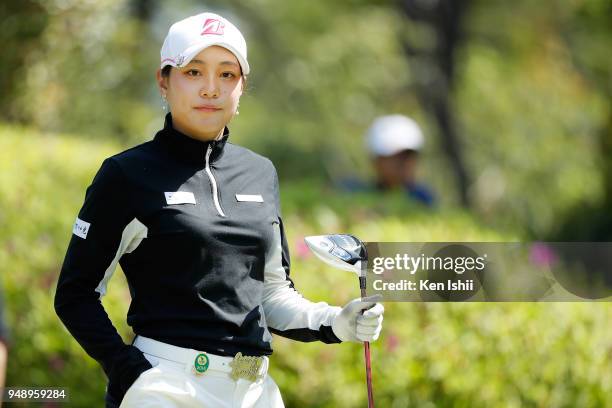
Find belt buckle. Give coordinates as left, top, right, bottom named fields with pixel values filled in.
left=229, top=352, right=264, bottom=381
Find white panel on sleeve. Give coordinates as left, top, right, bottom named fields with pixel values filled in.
left=95, top=218, right=148, bottom=297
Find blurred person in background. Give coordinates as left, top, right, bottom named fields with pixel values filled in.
left=340, top=114, right=435, bottom=207
left=367, top=114, right=435, bottom=206
left=54, top=11, right=384, bottom=408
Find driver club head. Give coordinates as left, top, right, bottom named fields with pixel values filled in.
left=304, top=234, right=367, bottom=276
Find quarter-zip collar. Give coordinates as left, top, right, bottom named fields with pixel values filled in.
left=154, top=112, right=229, bottom=166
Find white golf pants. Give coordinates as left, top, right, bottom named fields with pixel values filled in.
left=120, top=336, right=285, bottom=408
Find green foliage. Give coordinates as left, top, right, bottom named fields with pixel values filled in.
left=0, top=1, right=48, bottom=121
left=455, top=0, right=607, bottom=237
left=3, top=0, right=608, bottom=239
left=0, top=124, right=120, bottom=406
left=2, top=0, right=160, bottom=143
left=2, top=125, right=611, bottom=407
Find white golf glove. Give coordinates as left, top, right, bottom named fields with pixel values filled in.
left=332, top=296, right=384, bottom=343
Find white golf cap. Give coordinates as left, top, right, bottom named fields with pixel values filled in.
left=366, top=114, right=424, bottom=157
left=160, top=12, right=250, bottom=75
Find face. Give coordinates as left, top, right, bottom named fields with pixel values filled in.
left=156, top=46, right=244, bottom=141
left=374, top=150, right=419, bottom=189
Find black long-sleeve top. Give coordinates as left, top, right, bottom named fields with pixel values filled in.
left=54, top=112, right=341, bottom=388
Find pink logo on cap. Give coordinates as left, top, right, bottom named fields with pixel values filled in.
left=201, top=18, right=225, bottom=36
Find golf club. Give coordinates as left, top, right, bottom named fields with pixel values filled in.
left=304, top=234, right=375, bottom=408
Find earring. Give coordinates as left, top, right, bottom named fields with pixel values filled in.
left=161, top=95, right=168, bottom=111
left=235, top=103, right=240, bottom=116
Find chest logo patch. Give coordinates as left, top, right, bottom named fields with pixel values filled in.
left=165, top=191, right=196, bottom=205
left=235, top=194, right=264, bottom=203
left=73, top=217, right=91, bottom=239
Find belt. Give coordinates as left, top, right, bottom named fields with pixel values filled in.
left=133, top=336, right=268, bottom=382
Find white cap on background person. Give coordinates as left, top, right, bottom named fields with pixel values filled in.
left=366, top=114, right=424, bottom=157
left=160, top=12, right=250, bottom=75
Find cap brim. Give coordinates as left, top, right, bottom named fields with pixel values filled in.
left=161, top=41, right=250, bottom=76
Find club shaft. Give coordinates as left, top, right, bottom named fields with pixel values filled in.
left=364, top=341, right=374, bottom=408
left=360, top=282, right=374, bottom=408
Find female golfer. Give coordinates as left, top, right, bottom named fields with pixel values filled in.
left=55, top=11, right=384, bottom=407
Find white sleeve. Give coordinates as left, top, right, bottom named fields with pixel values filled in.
left=262, top=219, right=342, bottom=343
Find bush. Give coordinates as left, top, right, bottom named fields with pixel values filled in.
left=1, top=124, right=610, bottom=407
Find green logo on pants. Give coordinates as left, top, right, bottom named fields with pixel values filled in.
left=194, top=353, right=210, bottom=374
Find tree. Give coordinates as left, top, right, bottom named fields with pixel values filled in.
left=397, top=0, right=472, bottom=207
left=554, top=0, right=612, bottom=240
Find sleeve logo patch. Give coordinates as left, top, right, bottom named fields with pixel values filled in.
left=73, top=217, right=91, bottom=239
left=235, top=194, right=264, bottom=203
left=165, top=191, right=196, bottom=205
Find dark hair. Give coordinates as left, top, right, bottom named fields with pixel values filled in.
left=398, top=149, right=419, bottom=159
left=161, top=65, right=172, bottom=78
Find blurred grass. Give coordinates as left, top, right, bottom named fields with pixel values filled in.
left=1, top=123, right=611, bottom=407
